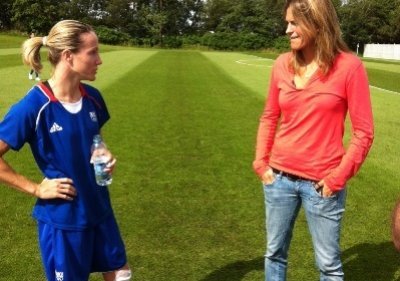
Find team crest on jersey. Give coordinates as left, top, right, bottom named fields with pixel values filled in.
left=55, top=270, right=64, bottom=281
left=89, top=111, right=98, bottom=122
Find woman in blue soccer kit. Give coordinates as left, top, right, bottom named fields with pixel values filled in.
left=0, top=20, right=131, bottom=281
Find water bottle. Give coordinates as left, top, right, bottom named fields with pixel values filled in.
left=91, top=134, right=112, bottom=186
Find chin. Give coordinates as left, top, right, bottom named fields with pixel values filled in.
left=85, top=75, right=96, bottom=81
left=290, top=44, right=303, bottom=51
left=289, top=39, right=304, bottom=50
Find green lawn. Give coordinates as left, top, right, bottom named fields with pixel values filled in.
left=1, top=34, right=400, bottom=280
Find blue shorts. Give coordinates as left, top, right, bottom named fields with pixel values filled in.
left=38, top=214, right=127, bottom=281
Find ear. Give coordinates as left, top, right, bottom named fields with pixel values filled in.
left=61, top=49, right=74, bottom=65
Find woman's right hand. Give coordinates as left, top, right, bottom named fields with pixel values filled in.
left=261, top=167, right=275, bottom=185
left=35, top=178, right=77, bottom=201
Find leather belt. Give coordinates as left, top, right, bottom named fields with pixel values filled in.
left=271, top=167, right=317, bottom=184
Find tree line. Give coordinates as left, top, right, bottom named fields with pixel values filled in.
left=0, top=0, right=399, bottom=51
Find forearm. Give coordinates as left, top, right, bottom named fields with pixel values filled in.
left=253, top=88, right=280, bottom=176
left=253, top=121, right=275, bottom=176
left=325, top=63, right=374, bottom=191
left=0, top=157, right=38, bottom=196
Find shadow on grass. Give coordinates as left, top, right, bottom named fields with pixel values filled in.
left=200, top=256, right=264, bottom=281
left=343, top=241, right=400, bottom=281
left=200, top=242, right=400, bottom=281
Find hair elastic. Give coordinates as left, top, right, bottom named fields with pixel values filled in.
left=42, top=36, right=47, bottom=46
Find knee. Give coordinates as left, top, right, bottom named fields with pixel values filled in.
left=393, top=230, right=400, bottom=251
left=115, top=268, right=132, bottom=281
left=392, top=200, right=400, bottom=251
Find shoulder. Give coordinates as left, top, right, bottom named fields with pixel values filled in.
left=329, top=52, right=368, bottom=86
left=334, top=52, right=363, bottom=68
left=329, top=52, right=365, bottom=79
left=80, top=83, right=108, bottom=110
left=0, top=86, right=50, bottom=145
left=80, top=83, right=102, bottom=98
left=81, top=83, right=105, bottom=103
left=13, top=85, right=51, bottom=113
left=275, top=52, right=291, bottom=65
left=271, top=52, right=292, bottom=75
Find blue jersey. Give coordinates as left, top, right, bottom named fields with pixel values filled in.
left=0, top=82, right=112, bottom=230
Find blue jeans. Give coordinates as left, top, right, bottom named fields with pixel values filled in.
left=263, top=173, right=346, bottom=281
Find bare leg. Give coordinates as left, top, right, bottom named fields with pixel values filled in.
left=102, top=271, right=115, bottom=281
left=392, top=199, right=400, bottom=251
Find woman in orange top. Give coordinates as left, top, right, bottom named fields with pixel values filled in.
left=253, top=0, right=374, bottom=280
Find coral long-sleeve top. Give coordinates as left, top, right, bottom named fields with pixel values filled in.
left=253, top=52, right=374, bottom=191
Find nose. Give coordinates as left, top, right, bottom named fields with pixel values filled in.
left=286, top=23, right=294, bottom=34
left=97, top=55, right=102, bottom=65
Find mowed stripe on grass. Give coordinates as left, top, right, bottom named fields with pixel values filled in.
left=1, top=44, right=400, bottom=280
left=99, top=50, right=265, bottom=281
left=100, top=50, right=400, bottom=281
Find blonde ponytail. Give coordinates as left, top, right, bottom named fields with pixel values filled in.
left=21, top=20, right=94, bottom=73
left=22, top=36, right=45, bottom=73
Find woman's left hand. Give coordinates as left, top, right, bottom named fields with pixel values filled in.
left=315, top=180, right=334, bottom=197
left=90, top=149, right=117, bottom=173
left=104, top=150, right=116, bottom=173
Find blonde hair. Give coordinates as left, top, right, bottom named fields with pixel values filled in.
left=22, top=20, right=94, bottom=73
left=284, top=0, right=349, bottom=75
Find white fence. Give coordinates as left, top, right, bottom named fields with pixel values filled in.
left=363, top=44, right=400, bottom=60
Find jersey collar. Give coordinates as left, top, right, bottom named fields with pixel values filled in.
left=37, top=81, right=88, bottom=102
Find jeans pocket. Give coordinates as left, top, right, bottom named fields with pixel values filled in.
left=262, top=170, right=278, bottom=188
left=262, top=176, right=277, bottom=188
left=310, top=182, right=338, bottom=202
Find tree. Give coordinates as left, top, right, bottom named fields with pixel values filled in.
left=103, top=0, right=135, bottom=30
left=181, top=0, right=205, bottom=35
left=4, top=0, right=398, bottom=50
left=203, top=0, right=285, bottom=37
left=0, top=0, right=13, bottom=29
left=61, top=0, right=108, bottom=26
left=339, top=0, right=400, bottom=50
left=202, top=0, right=231, bottom=32
left=11, top=0, right=63, bottom=34
left=389, top=0, right=400, bottom=43
left=141, top=4, right=168, bottom=44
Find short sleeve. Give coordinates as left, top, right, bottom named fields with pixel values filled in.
left=0, top=95, right=37, bottom=151
left=82, top=84, right=110, bottom=129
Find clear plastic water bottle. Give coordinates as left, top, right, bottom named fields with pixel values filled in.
left=91, top=134, right=112, bottom=186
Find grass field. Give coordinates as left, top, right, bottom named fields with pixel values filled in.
left=1, top=34, right=400, bottom=280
